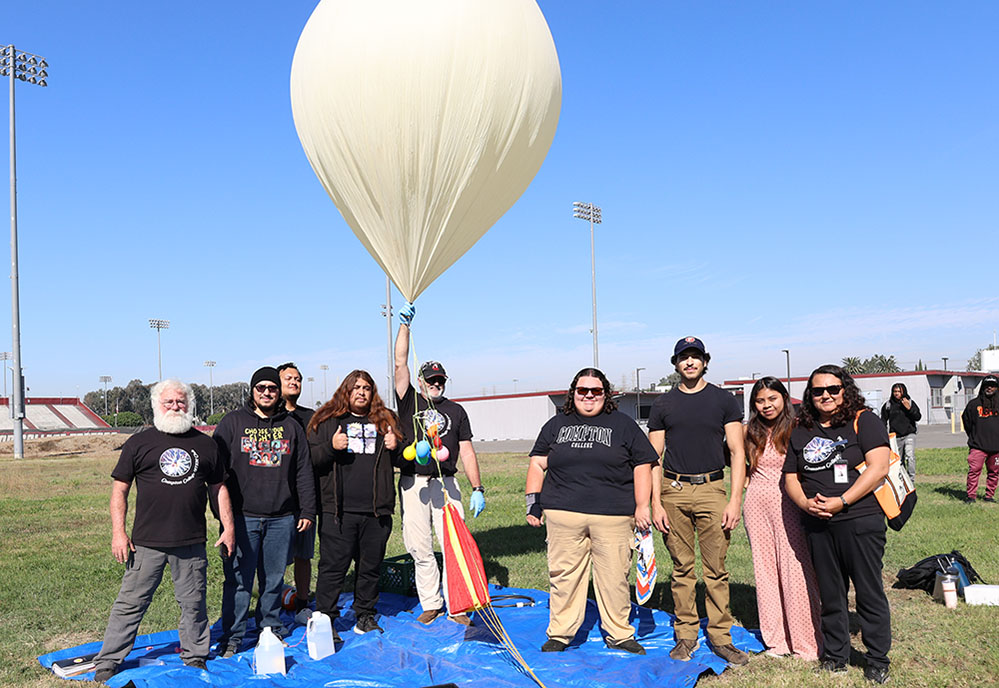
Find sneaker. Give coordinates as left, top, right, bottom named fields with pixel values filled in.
left=541, top=638, right=567, bottom=652
left=713, top=644, right=749, bottom=666
left=354, top=614, right=384, bottom=634
left=984, top=496, right=996, bottom=503
left=669, top=638, right=698, bottom=661
left=331, top=626, right=342, bottom=643
left=966, top=497, right=978, bottom=504
left=93, top=665, right=118, bottom=683
left=183, top=658, right=207, bottom=670
left=220, top=643, right=239, bottom=659
left=605, top=638, right=646, bottom=655
left=448, top=613, right=472, bottom=626
left=864, top=664, right=890, bottom=684
left=818, top=658, right=848, bottom=675
left=417, top=608, right=445, bottom=624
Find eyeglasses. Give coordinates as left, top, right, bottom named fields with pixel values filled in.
left=160, top=399, right=187, bottom=409
left=575, top=386, right=605, bottom=398
left=810, top=385, right=844, bottom=397
left=254, top=384, right=279, bottom=394
left=425, top=377, right=446, bottom=387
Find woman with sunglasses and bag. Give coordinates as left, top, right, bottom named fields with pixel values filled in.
left=783, top=365, right=892, bottom=684
left=525, top=368, right=658, bottom=655
left=743, top=377, right=821, bottom=660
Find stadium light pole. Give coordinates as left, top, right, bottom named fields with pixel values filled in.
left=149, top=319, right=169, bottom=380
left=572, top=201, right=601, bottom=368
left=204, top=361, right=216, bottom=415
left=636, top=367, right=645, bottom=422
left=307, top=376, right=315, bottom=406
left=4, top=46, right=47, bottom=459
left=319, top=364, right=329, bottom=399
left=781, top=349, right=791, bottom=395
left=99, top=375, right=112, bottom=415
left=0, top=351, right=9, bottom=399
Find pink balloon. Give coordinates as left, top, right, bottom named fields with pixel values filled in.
left=436, top=446, right=450, bottom=463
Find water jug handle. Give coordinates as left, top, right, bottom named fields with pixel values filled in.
left=307, top=616, right=314, bottom=632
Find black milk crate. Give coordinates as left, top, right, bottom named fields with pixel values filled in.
left=379, top=552, right=443, bottom=596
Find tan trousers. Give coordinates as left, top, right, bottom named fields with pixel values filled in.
left=544, top=509, right=635, bottom=645
left=398, top=474, right=464, bottom=612
left=660, top=478, right=734, bottom=644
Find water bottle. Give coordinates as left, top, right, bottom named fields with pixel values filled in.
left=254, top=626, right=286, bottom=675
left=307, top=611, right=336, bottom=660
left=942, top=566, right=959, bottom=609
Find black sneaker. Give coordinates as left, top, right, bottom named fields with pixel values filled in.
left=93, top=665, right=118, bottom=683
left=354, top=614, right=384, bottom=634
left=983, top=496, right=996, bottom=503
left=818, top=658, right=848, bottom=675
left=966, top=497, right=978, bottom=504
left=220, top=643, right=239, bottom=658
left=183, top=658, right=207, bottom=670
left=864, top=664, right=890, bottom=684
left=541, top=638, right=567, bottom=652
left=605, top=638, right=646, bottom=655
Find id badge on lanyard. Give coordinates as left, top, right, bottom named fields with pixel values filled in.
left=833, top=460, right=849, bottom=484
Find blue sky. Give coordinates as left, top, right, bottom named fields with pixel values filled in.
left=3, top=1, right=998, bottom=406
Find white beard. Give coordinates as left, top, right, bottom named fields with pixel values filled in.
left=154, top=408, right=194, bottom=434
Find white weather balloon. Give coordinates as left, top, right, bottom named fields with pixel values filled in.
left=290, top=0, right=561, bottom=302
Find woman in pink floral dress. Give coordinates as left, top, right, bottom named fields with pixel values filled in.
left=742, top=377, right=821, bottom=660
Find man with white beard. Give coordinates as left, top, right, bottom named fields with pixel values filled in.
left=92, top=380, right=235, bottom=684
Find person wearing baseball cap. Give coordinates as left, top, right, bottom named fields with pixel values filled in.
left=212, top=366, right=316, bottom=657
left=961, top=375, right=999, bottom=503
left=646, top=337, right=750, bottom=666
left=393, top=303, right=484, bottom=626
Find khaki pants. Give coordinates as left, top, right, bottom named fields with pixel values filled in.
left=544, top=509, right=635, bottom=645
left=660, top=478, right=734, bottom=644
left=398, top=474, right=464, bottom=612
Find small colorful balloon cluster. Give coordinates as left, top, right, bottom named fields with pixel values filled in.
left=402, top=422, right=450, bottom=465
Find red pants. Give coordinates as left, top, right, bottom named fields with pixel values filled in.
left=967, top=449, right=999, bottom=500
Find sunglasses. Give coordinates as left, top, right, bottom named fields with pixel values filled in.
left=810, top=384, right=844, bottom=397
left=425, top=377, right=446, bottom=387
left=575, top=386, right=605, bottom=398
left=254, top=384, right=279, bottom=394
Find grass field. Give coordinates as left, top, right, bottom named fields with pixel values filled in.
left=2, top=441, right=998, bottom=687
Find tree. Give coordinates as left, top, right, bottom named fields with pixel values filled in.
left=657, top=373, right=681, bottom=388
left=102, top=411, right=143, bottom=427
left=841, top=355, right=901, bottom=375
left=968, top=345, right=999, bottom=371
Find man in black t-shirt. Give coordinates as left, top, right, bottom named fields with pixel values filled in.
left=93, top=380, right=235, bottom=684
left=647, top=337, right=749, bottom=667
left=278, top=362, right=317, bottom=612
left=394, top=303, right=484, bottom=625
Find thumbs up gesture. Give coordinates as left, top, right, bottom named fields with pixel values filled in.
left=332, top=424, right=348, bottom=451
left=384, top=429, right=398, bottom=451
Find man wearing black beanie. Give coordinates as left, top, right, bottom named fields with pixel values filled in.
left=213, top=366, right=317, bottom=657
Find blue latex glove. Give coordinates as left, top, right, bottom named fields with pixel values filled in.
left=470, top=490, right=485, bottom=518
left=400, top=302, right=416, bottom=326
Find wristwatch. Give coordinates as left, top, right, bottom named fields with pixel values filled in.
left=839, top=495, right=849, bottom=511
left=472, top=485, right=485, bottom=494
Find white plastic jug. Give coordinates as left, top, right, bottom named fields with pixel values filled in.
left=306, top=611, right=336, bottom=660
left=254, top=626, right=286, bottom=675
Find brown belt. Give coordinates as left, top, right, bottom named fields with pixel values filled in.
left=664, top=470, right=724, bottom=485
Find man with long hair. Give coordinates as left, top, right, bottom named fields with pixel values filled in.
left=961, top=374, right=999, bottom=503
left=213, top=366, right=316, bottom=658
left=93, top=381, right=235, bottom=683
left=880, top=382, right=921, bottom=483
left=308, top=370, right=400, bottom=636
left=393, top=303, right=484, bottom=625
left=647, top=337, right=749, bottom=666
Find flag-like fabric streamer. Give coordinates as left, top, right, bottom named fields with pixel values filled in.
left=633, top=528, right=657, bottom=606
left=442, top=502, right=491, bottom=614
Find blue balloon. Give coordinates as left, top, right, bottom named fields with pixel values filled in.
left=416, top=440, right=431, bottom=459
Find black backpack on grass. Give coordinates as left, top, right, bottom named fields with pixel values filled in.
left=895, top=550, right=985, bottom=592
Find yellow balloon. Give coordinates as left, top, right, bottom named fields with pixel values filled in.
left=403, top=444, right=417, bottom=461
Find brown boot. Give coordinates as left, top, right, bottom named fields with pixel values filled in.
left=417, top=608, right=445, bottom=624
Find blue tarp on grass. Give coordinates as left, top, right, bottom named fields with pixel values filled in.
left=38, top=585, right=764, bottom=688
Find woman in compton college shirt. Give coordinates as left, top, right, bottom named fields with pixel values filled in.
left=525, top=367, right=657, bottom=655
left=783, top=364, right=891, bottom=685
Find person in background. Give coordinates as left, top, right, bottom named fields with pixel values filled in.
left=742, top=377, right=821, bottom=661
left=309, top=370, right=401, bottom=637
left=961, top=374, right=999, bottom=504
left=526, top=367, right=656, bottom=655
left=394, top=303, right=485, bottom=625
left=784, top=365, right=891, bottom=684
left=93, top=380, right=234, bottom=683
left=880, top=382, right=921, bottom=483
left=213, top=366, right=316, bottom=658
left=647, top=336, right=749, bottom=667
left=278, top=362, right=317, bottom=612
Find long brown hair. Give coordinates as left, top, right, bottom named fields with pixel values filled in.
left=745, top=377, right=794, bottom=473
left=308, top=369, right=401, bottom=442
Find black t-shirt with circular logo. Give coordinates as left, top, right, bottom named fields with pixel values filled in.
left=530, top=410, right=659, bottom=516
left=783, top=410, right=889, bottom=522
left=396, top=384, right=472, bottom=476
left=111, top=427, right=225, bottom=548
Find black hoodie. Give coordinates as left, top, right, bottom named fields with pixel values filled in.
left=962, top=388, right=999, bottom=454
left=213, top=402, right=316, bottom=521
left=880, top=384, right=921, bottom=437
